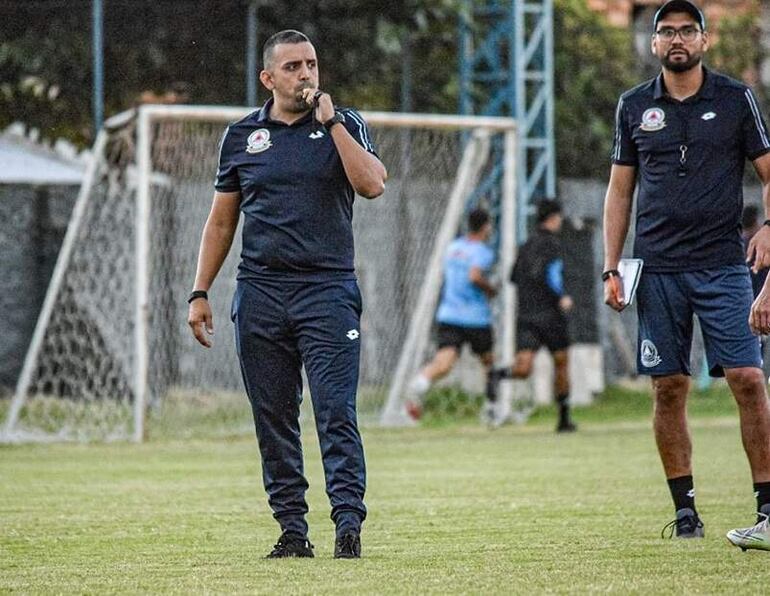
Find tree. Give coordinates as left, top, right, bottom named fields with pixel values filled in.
left=553, top=0, right=637, bottom=178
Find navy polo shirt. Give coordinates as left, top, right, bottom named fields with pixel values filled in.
left=612, top=68, right=770, bottom=272
left=215, top=98, right=377, bottom=281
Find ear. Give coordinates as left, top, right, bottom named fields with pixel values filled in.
left=259, top=70, right=274, bottom=91
left=650, top=34, right=657, bottom=55
left=701, top=30, right=710, bottom=52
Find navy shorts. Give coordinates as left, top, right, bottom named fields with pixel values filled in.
left=636, top=265, right=762, bottom=377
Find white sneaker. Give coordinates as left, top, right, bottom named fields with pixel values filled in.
left=726, top=512, right=770, bottom=551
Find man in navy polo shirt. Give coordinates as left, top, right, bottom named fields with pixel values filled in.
left=187, top=29, right=387, bottom=559
left=602, top=0, right=770, bottom=548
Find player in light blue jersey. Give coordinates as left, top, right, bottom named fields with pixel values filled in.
left=406, top=208, right=497, bottom=421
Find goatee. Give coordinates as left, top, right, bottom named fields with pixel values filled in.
left=662, top=54, right=700, bottom=73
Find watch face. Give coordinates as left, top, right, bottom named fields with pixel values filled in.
left=325, top=113, right=345, bottom=129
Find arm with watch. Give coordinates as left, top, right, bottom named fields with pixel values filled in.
left=602, top=164, right=637, bottom=312
left=302, top=88, right=387, bottom=199
left=187, top=191, right=240, bottom=348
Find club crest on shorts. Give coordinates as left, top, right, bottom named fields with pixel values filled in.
left=641, top=339, right=662, bottom=368
left=640, top=108, right=666, bottom=132
left=246, top=128, right=272, bottom=154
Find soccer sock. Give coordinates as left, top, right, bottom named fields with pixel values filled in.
left=556, top=393, right=570, bottom=424
left=493, top=366, right=513, bottom=379
left=667, top=475, right=696, bottom=513
left=754, top=481, right=770, bottom=514
left=409, top=373, right=431, bottom=397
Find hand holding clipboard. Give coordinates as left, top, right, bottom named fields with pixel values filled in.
left=605, top=258, right=643, bottom=312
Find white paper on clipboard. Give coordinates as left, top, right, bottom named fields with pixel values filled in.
left=618, top=258, right=643, bottom=309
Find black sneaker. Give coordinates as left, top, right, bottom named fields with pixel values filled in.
left=556, top=420, right=577, bottom=433
left=334, top=531, right=361, bottom=559
left=265, top=532, right=315, bottom=558
left=661, top=508, right=705, bottom=539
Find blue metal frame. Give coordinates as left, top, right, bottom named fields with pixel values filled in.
left=460, top=0, right=555, bottom=241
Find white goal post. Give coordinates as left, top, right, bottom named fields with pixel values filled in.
left=2, top=105, right=517, bottom=442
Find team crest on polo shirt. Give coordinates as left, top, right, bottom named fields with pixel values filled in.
left=245, top=128, right=272, bottom=154
left=640, top=108, right=666, bottom=132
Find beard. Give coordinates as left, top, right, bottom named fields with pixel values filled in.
left=661, top=49, right=701, bottom=73
left=289, top=82, right=315, bottom=112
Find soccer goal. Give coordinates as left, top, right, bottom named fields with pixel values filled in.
left=1, top=105, right=517, bottom=442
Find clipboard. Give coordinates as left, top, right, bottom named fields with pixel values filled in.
left=618, top=258, right=643, bottom=310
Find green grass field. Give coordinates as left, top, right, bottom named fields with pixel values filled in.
left=3, top=384, right=770, bottom=593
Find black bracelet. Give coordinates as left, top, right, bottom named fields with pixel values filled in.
left=601, top=269, right=620, bottom=282
left=187, top=290, right=208, bottom=304
left=763, top=219, right=770, bottom=228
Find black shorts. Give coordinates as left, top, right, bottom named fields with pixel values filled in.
left=516, top=318, right=570, bottom=353
left=436, top=323, right=494, bottom=355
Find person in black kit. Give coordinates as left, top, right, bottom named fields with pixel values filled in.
left=187, top=30, right=387, bottom=559
left=487, top=199, right=576, bottom=432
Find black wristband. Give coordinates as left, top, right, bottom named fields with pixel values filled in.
left=187, top=290, right=208, bottom=304
left=601, top=269, right=620, bottom=282
left=323, top=112, right=345, bottom=130
left=763, top=219, right=770, bottom=228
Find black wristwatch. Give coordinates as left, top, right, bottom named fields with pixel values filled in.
left=323, top=112, right=345, bottom=130
left=187, top=290, right=208, bottom=304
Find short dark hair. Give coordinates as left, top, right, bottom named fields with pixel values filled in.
left=468, top=208, right=490, bottom=233
left=536, top=199, right=562, bottom=224
left=262, top=30, right=311, bottom=69
left=742, top=205, right=760, bottom=229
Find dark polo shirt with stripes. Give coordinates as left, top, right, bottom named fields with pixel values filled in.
left=215, top=98, right=377, bottom=281
left=612, top=67, right=770, bottom=273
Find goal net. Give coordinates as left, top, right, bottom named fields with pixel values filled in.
left=1, top=106, right=516, bottom=442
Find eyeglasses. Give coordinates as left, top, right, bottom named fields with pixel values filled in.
left=655, top=26, right=702, bottom=42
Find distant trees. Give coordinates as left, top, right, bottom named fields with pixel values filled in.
left=553, top=0, right=637, bottom=177
left=0, top=0, right=766, bottom=178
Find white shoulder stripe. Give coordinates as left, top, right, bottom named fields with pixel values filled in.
left=745, top=89, right=770, bottom=149
left=346, top=110, right=373, bottom=152
left=613, top=98, right=624, bottom=161
left=346, top=110, right=370, bottom=150
left=215, top=125, right=232, bottom=180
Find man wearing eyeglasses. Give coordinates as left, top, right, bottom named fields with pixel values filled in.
left=602, top=0, right=770, bottom=549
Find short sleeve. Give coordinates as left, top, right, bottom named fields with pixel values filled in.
left=611, top=96, right=638, bottom=166
left=340, top=108, right=378, bottom=156
left=214, top=126, right=240, bottom=192
left=742, top=88, right=770, bottom=161
left=473, top=245, right=494, bottom=272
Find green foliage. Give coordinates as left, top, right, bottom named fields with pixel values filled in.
left=708, top=11, right=764, bottom=99
left=553, top=0, right=637, bottom=177
left=0, top=8, right=92, bottom=144
left=0, top=0, right=460, bottom=147
left=2, top=0, right=767, bottom=178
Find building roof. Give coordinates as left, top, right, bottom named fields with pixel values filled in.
left=0, top=135, right=84, bottom=185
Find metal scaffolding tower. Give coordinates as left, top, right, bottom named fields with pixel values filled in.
left=460, top=0, right=556, bottom=240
